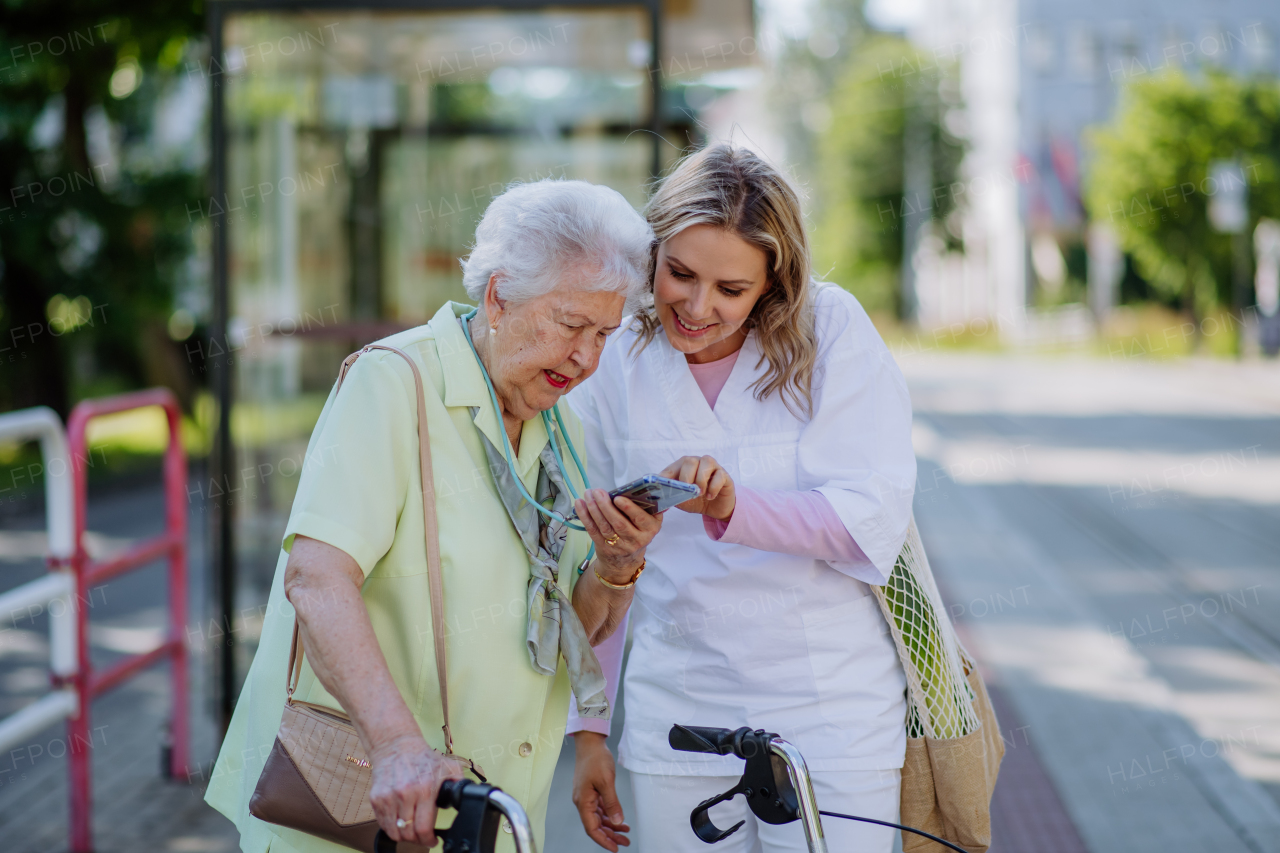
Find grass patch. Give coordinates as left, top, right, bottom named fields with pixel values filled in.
left=1096, top=304, right=1244, bottom=360
left=869, top=311, right=1006, bottom=356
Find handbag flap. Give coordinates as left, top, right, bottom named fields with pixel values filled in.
left=277, top=702, right=377, bottom=826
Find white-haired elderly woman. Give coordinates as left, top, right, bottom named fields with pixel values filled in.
left=207, top=180, right=660, bottom=853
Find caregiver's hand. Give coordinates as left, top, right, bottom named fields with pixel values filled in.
left=368, top=733, right=468, bottom=847
left=660, top=455, right=736, bottom=520
left=573, top=732, right=630, bottom=851
left=574, top=488, right=661, bottom=583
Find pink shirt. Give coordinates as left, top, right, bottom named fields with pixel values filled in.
left=687, top=349, right=740, bottom=409
left=568, top=348, right=876, bottom=736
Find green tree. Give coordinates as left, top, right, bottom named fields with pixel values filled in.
left=0, top=2, right=204, bottom=416
left=1085, top=70, right=1280, bottom=324
left=813, top=35, right=963, bottom=315
left=766, top=0, right=867, bottom=194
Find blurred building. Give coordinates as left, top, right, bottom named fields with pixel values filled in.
left=902, top=0, right=1280, bottom=334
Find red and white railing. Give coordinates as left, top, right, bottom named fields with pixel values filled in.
left=0, top=391, right=189, bottom=853
left=65, top=388, right=189, bottom=852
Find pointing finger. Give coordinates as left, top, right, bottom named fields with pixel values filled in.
left=707, top=468, right=729, bottom=501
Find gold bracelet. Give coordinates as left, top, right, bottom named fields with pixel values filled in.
left=594, top=559, right=645, bottom=590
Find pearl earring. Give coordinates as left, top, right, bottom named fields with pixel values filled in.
left=489, top=326, right=497, bottom=336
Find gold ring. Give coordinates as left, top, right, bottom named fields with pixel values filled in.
left=605, top=533, right=620, bottom=546
left=396, top=819, right=410, bottom=829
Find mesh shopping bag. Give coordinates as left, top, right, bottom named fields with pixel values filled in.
left=870, top=517, right=1004, bottom=853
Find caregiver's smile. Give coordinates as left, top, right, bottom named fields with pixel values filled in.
left=672, top=313, right=716, bottom=336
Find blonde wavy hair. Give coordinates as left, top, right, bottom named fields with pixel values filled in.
left=632, top=144, right=818, bottom=417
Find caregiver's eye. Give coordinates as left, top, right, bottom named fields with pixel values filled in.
left=718, top=286, right=746, bottom=297
left=669, top=265, right=694, bottom=280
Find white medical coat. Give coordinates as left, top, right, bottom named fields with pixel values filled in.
left=568, top=285, right=916, bottom=773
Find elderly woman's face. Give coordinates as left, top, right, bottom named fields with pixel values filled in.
left=486, top=276, right=624, bottom=421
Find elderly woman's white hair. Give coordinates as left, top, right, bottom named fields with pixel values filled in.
left=461, top=179, right=653, bottom=310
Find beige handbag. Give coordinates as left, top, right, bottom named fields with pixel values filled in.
left=249, top=344, right=480, bottom=852
left=870, top=518, right=1004, bottom=853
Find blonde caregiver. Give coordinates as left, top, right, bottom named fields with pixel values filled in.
left=566, top=146, right=916, bottom=853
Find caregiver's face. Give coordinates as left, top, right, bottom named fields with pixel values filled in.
left=653, top=224, right=769, bottom=364
left=486, top=271, right=624, bottom=421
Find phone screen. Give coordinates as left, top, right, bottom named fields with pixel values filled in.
left=566, top=475, right=700, bottom=520
left=611, top=475, right=700, bottom=515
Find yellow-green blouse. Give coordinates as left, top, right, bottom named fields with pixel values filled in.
left=206, top=302, right=592, bottom=853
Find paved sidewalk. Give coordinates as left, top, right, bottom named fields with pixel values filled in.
left=0, top=668, right=239, bottom=853
left=0, top=484, right=239, bottom=853
left=983, top=682, right=1089, bottom=853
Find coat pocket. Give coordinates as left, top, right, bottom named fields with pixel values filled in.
left=801, top=593, right=903, bottom=726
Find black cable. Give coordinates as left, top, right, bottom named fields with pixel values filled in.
left=818, top=810, right=970, bottom=853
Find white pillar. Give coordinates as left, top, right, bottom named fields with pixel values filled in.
left=912, top=0, right=1025, bottom=336
left=1088, top=223, right=1123, bottom=321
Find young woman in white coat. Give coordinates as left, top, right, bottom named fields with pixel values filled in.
left=565, top=145, right=917, bottom=853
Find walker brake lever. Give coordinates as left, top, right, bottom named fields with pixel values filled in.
left=669, top=725, right=802, bottom=844
left=690, top=778, right=750, bottom=842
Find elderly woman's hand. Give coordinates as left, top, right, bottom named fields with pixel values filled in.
left=660, top=455, right=736, bottom=520
left=574, top=489, right=661, bottom=583
left=369, top=733, right=469, bottom=847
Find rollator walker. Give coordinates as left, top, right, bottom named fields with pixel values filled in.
left=669, top=724, right=968, bottom=853
left=374, top=779, right=538, bottom=853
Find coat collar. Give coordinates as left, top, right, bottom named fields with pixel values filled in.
left=650, top=325, right=764, bottom=436
left=429, top=301, right=548, bottom=478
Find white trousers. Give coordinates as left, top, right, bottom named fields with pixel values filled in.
left=630, top=768, right=901, bottom=853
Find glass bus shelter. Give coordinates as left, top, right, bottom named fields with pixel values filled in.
left=207, top=0, right=665, bottom=725
left=204, top=0, right=752, bottom=722
left=205, top=0, right=754, bottom=725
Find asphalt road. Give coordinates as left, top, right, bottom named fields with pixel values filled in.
left=900, top=351, right=1280, bottom=853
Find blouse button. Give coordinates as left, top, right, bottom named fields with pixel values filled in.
left=518, top=741, right=533, bottom=758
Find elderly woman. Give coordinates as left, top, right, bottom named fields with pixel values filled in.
left=206, top=180, right=660, bottom=853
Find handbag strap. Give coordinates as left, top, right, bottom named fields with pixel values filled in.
left=286, top=342, right=462, bottom=759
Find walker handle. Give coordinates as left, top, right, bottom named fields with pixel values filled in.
left=373, top=779, right=538, bottom=853
left=669, top=724, right=752, bottom=756
left=668, top=725, right=826, bottom=852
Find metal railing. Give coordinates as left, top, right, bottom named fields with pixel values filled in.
left=0, top=407, right=78, bottom=756
left=65, top=389, right=190, bottom=853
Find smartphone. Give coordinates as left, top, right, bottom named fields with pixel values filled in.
left=569, top=474, right=700, bottom=519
